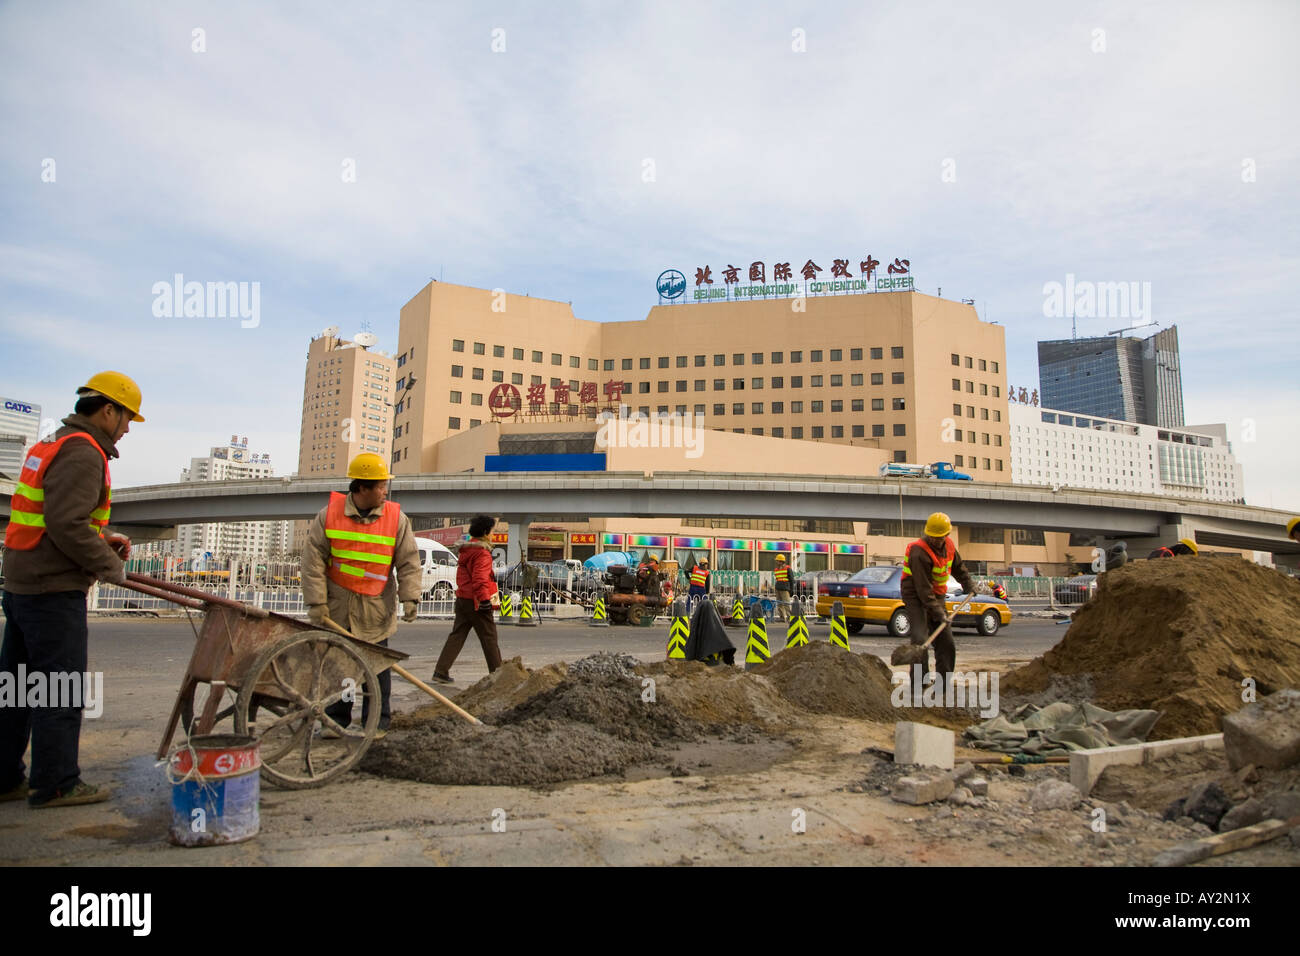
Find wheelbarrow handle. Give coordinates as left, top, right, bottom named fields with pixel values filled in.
left=115, top=577, right=207, bottom=609
left=125, top=572, right=269, bottom=617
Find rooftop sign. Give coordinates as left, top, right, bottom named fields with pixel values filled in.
left=658, top=255, right=915, bottom=303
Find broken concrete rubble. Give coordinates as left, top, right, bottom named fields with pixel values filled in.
left=1222, top=689, right=1300, bottom=771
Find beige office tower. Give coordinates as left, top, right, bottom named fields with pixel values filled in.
left=294, top=327, right=398, bottom=550
left=392, top=282, right=1010, bottom=476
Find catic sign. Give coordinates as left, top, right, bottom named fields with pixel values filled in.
left=658, top=255, right=915, bottom=302
left=3, top=400, right=35, bottom=414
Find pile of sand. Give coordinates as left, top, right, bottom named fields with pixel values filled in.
left=636, top=660, right=802, bottom=728
left=1002, top=557, right=1300, bottom=739
left=391, top=657, right=568, bottom=725
left=753, top=641, right=899, bottom=721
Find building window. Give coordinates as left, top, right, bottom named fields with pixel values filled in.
left=894, top=450, right=907, bottom=463
left=983, top=458, right=991, bottom=470
left=752, top=377, right=763, bottom=389
left=513, top=348, right=525, bottom=360
left=996, top=459, right=1003, bottom=471
left=852, top=424, right=864, bottom=437
left=695, top=355, right=706, bottom=367
left=893, top=424, right=906, bottom=436
left=851, top=373, right=863, bottom=386
left=603, top=359, right=614, bottom=371
left=448, top=417, right=460, bottom=429
left=872, top=424, right=885, bottom=437
left=792, top=401, right=804, bottom=413
left=982, top=433, right=990, bottom=444
left=450, top=391, right=462, bottom=403
left=830, top=374, right=842, bottom=387
left=714, top=354, right=725, bottom=366
left=872, top=373, right=884, bottom=385
left=771, top=351, right=783, bottom=364
left=676, top=380, right=687, bottom=392
left=452, top=339, right=464, bottom=352
left=994, top=434, right=1003, bottom=447
left=811, top=400, right=824, bottom=412
left=831, top=399, right=843, bottom=412
left=967, top=406, right=975, bottom=417
left=473, top=342, right=485, bottom=355
left=831, top=425, right=844, bottom=437
left=892, top=398, right=905, bottom=411
left=714, top=378, right=725, bottom=390
left=789, top=375, right=802, bottom=388
left=772, top=401, right=784, bottom=413
left=991, top=361, right=999, bottom=373
left=640, top=357, right=651, bottom=369
left=752, top=402, right=764, bottom=414
left=955, top=455, right=964, bottom=466
left=491, top=369, right=503, bottom=382
left=850, top=348, right=863, bottom=361
left=451, top=365, right=463, bottom=377
left=829, top=349, right=842, bottom=362
left=966, top=381, right=974, bottom=393
left=978, top=358, right=987, bottom=371
left=732, top=403, right=744, bottom=415
left=992, top=386, right=1000, bottom=398
left=891, top=372, right=904, bottom=384
left=472, top=368, right=484, bottom=380
left=811, top=375, right=823, bottom=387
left=792, top=427, right=804, bottom=439
left=980, top=383, right=988, bottom=395
left=791, top=350, right=803, bottom=363
left=751, top=427, right=764, bottom=436
left=658, top=356, right=669, bottom=369
left=511, top=372, right=523, bottom=385
left=812, top=426, right=824, bottom=438
left=951, top=353, right=960, bottom=366
left=891, top=346, right=904, bottom=359
left=532, top=350, right=542, bottom=363
left=471, top=393, right=483, bottom=406
left=657, top=381, right=669, bottom=393
left=733, top=353, right=745, bottom=365
left=713, top=404, right=726, bottom=416
left=980, top=408, right=989, bottom=420
left=964, top=356, right=973, bottom=368
left=771, top=376, right=784, bottom=389
left=752, top=352, right=764, bottom=365
left=952, top=379, right=961, bottom=391
left=967, top=431, right=975, bottom=443
left=854, top=399, right=867, bottom=412
left=811, top=349, right=823, bottom=362
left=994, top=410, right=1002, bottom=422
left=773, top=427, right=784, bottom=438
left=733, top=378, right=745, bottom=390
left=636, top=382, right=649, bottom=393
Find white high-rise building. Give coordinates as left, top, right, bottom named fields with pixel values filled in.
left=176, top=437, right=292, bottom=558
left=1009, top=404, right=1244, bottom=502
left=0, top=395, right=43, bottom=477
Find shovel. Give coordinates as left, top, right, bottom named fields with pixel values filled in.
left=315, top=615, right=484, bottom=727
left=890, top=599, right=972, bottom=666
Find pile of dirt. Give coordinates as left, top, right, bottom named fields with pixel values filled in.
left=753, top=641, right=899, bottom=721
left=1002, top=557, right=1300, bottom=738
left=390, top=657, right=567, bottom=726
left=637, top=660, right=802, bottom=728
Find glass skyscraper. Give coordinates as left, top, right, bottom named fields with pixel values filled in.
left=1038, top=326, right=1183, bottom=428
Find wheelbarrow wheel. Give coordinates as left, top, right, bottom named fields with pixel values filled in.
left=234, top=630, right=382, bottom=789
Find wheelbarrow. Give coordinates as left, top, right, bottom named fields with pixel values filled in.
left=123, top=573, right=478, bottom=789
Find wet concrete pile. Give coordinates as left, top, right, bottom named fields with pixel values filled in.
left=1002, top=557, right=1300, bottom=738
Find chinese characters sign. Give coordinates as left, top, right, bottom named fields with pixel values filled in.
left=663, top=255, right=914, bottom=302
left=489, top=380, right=629, bottom=421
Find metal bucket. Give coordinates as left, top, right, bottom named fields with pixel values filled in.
left=168, top=734, right=261, bottom=847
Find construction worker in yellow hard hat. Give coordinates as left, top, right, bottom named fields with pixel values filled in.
left=773, top=553, right=795, bottom=621
left=1148, top=537, right=1198, bottom=559
left=1287, top=517, right=1300, bottom=545
left=1, top=371, right=146, bottom=807
left=300, top=452, right=420, bottom=738
left=900, top=512, right=975, bottom=692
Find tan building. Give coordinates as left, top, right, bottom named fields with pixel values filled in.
left=298, top=327, right=397, bottom=477
left=394, top=281, right=1010, bottom=475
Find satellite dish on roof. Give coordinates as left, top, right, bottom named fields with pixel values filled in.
left=323, top=325, right=339, bottom=338
left=354, top=331, right=378, bottom=348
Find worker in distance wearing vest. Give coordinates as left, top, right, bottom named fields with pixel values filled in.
left=773, top=554, right=794, bottom=621
left=687, top=558, right=711, bottom=612
left=301, top=453, right=421, bottom=738
left=1148, top=538, right=1197, bottom=559
left=901, top=512, right=976, bottom=693
left=1, top=371, right=143, bottom=808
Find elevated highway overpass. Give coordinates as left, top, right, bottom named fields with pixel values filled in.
left=3, top=472, right=1296, bottom=559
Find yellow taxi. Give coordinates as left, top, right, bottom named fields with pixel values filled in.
left=814, top=565, right=1012, bottom=636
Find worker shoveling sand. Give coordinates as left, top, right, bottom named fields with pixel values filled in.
left=1002, top=557, right=1300, bottom=739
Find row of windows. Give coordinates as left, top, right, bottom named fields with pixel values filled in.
left=452, top=340, right=601, bottom=371
left=951, top=380, right=1001, bottom=397
left=447, top=343, right=935, bottom=371
left=625, top=372, right=907, bottom=391
left=950, top=354, right=1000, bottom=374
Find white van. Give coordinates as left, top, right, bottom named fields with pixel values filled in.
left=415, top=539, right=458, bottom=597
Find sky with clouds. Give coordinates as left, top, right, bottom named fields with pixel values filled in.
left=2, top=1, right=1296, bottom=509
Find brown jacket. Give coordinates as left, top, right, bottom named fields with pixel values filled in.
left=1, top=415, right=125, bottom=594
left=900, top=535, right=975, bottom=617
left=300, top=493, right=421, bottom=641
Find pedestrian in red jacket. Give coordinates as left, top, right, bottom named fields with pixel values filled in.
left=432, top=515, right=502, bottom=683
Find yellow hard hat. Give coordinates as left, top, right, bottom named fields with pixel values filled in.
left=80, top=371, right=144, bottom=422
left=775, top=554, right=787, bottom=561
left=1178, top=538, right=1198, bottom=554
left=925, top=512, right=952, bottom=537
left=347, top=452, right=392, bottom=480
left=1287, top=517, right=1300, bottom=537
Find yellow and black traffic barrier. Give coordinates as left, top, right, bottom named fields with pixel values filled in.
left=744, top=607, right=770, bottom=670
left=785, top=597, right=809, bottom=648
left=727, top=593, right=745, bottom=627
left=667, top=599, right=688, bottom=659
left=499, top=591, right=515, bottom=625
left=589, top=594, right=609, bottom=627
left=518, top=593, right=538, bottom=627
left=828, top=599, right=850, bottom=651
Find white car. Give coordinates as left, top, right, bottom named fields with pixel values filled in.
left=416, top=539, right=458, bottom=598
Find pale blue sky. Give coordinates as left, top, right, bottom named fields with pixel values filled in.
left=2, top=1, right=1296, bottom=508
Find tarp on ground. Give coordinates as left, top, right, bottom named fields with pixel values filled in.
left=684, top=600, right=735, bottom=662
left=963, top=701, right=1162, bottom=756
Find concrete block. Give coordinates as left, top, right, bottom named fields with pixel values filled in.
left=1142, top=734, right=1223, bottom=764
left=891, top=774, right=955, bottom=806
left=1070, top=742, right=1146, bottom=796
left=967, top=776, right=989, bottom=797
left=950, top=762, right=977, bottom=783
left=1031, top=779, right=1083, bottom=811
left=1222, top=689, right=1300, bottom=771
left=895, top=722, right=955, bottom=770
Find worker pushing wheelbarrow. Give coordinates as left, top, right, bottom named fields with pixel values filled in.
left=123, top=573, right=478, bottom=789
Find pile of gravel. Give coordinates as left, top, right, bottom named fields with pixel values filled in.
left=567, top=651, right=641, bottom=680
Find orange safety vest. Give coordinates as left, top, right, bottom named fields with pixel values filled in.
left=903, top=537, right=955, bottom=596
left=690, top=566, right=708, bottom=587
left=323, top=491, right=401, bottom=596
left=774, top=564, right=791, bottom=586
left=4, top=433, right=111, bottom=550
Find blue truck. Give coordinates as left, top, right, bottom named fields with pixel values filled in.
left=877, top=461, right=973, bottom=480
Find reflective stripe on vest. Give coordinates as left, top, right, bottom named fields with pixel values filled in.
left=3, top=432, right=111, bottom=550
left=690, top=566, right=707, bottom=587
left=774, top=565, right=790, bottom=585
left=323, top=491, right=401, bottom=596
left=902, top=537, right=955, bottom=596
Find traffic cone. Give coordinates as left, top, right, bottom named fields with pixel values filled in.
left=498, top=591, right=515, bottom=626
left=829, top=599, right=850, bottom=651
left=785, top=597, right=809, bottom=649
left=744, top=607, right=770, bottom=670
left=728, top=593, right=745, bottom=627
left=667, top=599, right=688, bottom=659
left=518, top=593, right=539, bottom=627
left=589, top=594, right=609, bottom=627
